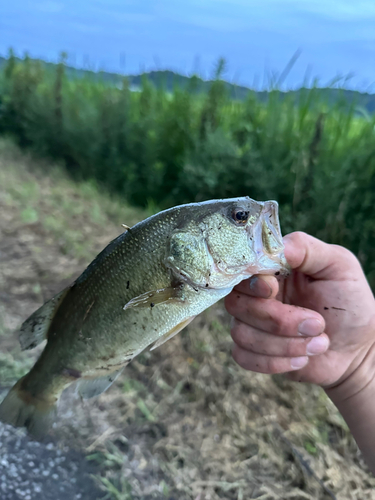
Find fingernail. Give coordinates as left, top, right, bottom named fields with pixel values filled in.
left=249, top=276, right=272, bottom=298
left=306, top=336, right=329, bottom=356
left=290, top=356, right=308, bottom=370
left=298, top=319, right=323, bottom=336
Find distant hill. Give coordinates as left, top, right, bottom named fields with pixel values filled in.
left=1, top=55, right=375, bottom=113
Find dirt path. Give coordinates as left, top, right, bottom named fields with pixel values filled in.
left=0, top=422, right=102, bottom=500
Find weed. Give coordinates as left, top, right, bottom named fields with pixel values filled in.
left=1, top=54, right=375, bottom=286
left=98, top=477, right=133, bottom=500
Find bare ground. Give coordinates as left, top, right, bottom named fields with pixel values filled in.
left=0, top=139, right=374, bottom=500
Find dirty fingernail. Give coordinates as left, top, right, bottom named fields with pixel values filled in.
left=249, top=276, right=272, bottom=298
left=298, top=319, right=323, bottom=337
left=290, top=356, right=308, bottom=370
left=306, top=336, right=329, bottom=356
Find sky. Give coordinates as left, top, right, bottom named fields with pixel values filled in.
left=1, top=0, right=375, bottom=90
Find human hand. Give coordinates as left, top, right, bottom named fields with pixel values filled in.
left=225, top=232, right=375, bottom=393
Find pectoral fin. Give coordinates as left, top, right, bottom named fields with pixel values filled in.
left=123, top=286, right=183, bottom=310
left=150, top=316, right=196, bottom=351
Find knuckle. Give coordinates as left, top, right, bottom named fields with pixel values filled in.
left=232, top=345, right=250, bottom=370
left=230, top=320, right=242, bottom=342
left=224, top=294, right=238, bottom=316
left=231, top=323, right=254, bottom=351
left=266, top=356, right=285, bottom=374
left=332, top=244, right=359, bottom=267
left=285, top=338, right=304, bottom=357
left=287, top=231, right=307, bottom=246
left=269, top=313, right=291, bottom=336
left=284, top=338, right=295, bottom=357
left=269, top=320, right=284, bottom=336
left=293, top=230, right=307, bottom=240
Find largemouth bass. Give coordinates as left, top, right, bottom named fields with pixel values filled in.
left=0, top=197, right=289, bottom=436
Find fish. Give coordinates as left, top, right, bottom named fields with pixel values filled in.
left=0, top=197, right=289, bottom=437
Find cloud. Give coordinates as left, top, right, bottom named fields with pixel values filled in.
left=2, top=0, right=375, bottom=89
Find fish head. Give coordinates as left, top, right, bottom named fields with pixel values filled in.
left=167, top=197, right=290, bottom=290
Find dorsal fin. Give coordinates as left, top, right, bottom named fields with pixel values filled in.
left=19, top=287, right=70, bottom=350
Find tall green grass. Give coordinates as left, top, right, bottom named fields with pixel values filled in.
left=1, top=51, right=375, bottom=286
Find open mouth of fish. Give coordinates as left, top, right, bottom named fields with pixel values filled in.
left=250, top=200, right=290, bottom=276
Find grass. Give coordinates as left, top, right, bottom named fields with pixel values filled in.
left=1, top=140, right=375, bottom=499
left=0, top=351, right=35, bottom=385
left=1, top=54, right=375, bottom=288
left=0, top=136, right=144, bottom=387
left=0, top=138, right=144, bottom=260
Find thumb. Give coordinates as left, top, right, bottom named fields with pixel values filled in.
left=283, top=231, right=360, bottom=281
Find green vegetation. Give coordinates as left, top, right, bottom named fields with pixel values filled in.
left=1, top=51, right=375, bottom=287
left=1, top=139, right=374, bottom=499
left=2, top=53, right=375, bottom=110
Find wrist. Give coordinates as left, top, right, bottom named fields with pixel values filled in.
left=325, top=342, right=375, bottom=405
left=325, top=343, right=375, bottom=473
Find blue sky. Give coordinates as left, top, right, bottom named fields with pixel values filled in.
left=1, top=0, right=375, bottom=89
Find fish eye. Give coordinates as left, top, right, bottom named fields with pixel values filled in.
left=232, top=209, right=250, bottom=224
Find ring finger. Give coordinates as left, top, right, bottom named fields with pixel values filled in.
left=231, top=319, right=330, bottom=358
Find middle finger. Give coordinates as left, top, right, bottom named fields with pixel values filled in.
left=225, top=291, right=325, bottom=338
left=231, top=319, right=330, bottom=357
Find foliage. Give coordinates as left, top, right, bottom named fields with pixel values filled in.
left=1, top=139, right=374, bottom=499
left=1, top=52, right=375, bottom=286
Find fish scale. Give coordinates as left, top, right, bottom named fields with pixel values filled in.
left=0, top=197, right=289, bottom=437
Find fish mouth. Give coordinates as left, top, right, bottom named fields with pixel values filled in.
left=249, top=200, right=291, bottom=276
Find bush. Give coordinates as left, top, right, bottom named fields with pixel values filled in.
left=1, top=52, right=375, bottom=286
